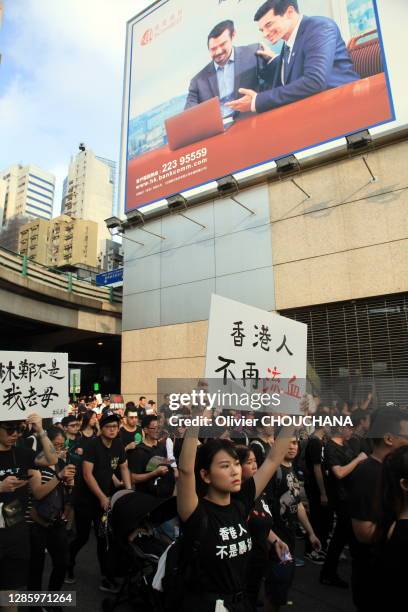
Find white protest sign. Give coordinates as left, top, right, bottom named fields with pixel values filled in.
left=205, top=295, right=308, bottom=414
left=0, top=351, right=69, bottom=421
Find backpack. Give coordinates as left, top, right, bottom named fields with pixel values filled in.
left=32, top=481, right=64, bottom=524
left=153, top=515, right=208, bottom=611
left=154, top=498, right=247, bottom=610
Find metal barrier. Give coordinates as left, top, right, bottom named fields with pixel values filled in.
left=0, top=246, right=122, bottom=305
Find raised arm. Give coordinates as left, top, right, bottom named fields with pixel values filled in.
left=177, top=425, right=200, bottom=522
left=253, top=426, right=294, bottom=499
left=331, top=452, right=367, bottom=479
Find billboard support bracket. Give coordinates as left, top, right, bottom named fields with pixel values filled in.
left=178, top=213, right=206, bottom=229
left=291, top=179, right=311, bottom=199
left=230, top=196, right=256, bottom=216
left=362, top=156, right=377, bottom=183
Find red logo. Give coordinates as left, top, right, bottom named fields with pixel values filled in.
left=141, top=28, right=154, bottom=46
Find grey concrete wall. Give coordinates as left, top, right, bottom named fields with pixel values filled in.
left=122, top=184, right=275, bottom=330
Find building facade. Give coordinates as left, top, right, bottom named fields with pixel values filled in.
left=18, top=214, right=98, bottom=269
left=121, top=134, right=408, bottom=407
left=61, top=147, right=115, bottom=259
left=0, top=164, right=55, bottom=251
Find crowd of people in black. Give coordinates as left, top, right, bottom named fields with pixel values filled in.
left=0, top=393, right=407, bottom=612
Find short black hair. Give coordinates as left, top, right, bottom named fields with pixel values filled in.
left=148, top=400, right=156, bottom=406
left=254, top=0, right=299, bottom=21
left=351, top=410, right=371, bottom=427
left=124, top=405, right=138, bottom=417
left=370, top=406, right=408, bottom=446
left=61, top=415, right=78, bottom=427
left=139, top=396, right=146, bottom=402
left=208, top=20, right=235, bottom=46
left=141, top=415, right=158, bottom=430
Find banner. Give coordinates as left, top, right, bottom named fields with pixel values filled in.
left=205, top=294, right=307, bottom=414
left=0, top=352, right=69, bottom=421
left=123, top=0, right=394, bottom=211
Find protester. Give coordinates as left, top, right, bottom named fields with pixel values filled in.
left=67, top=410, right=131, bottom=592
left=236, top=445, right=289, bottom=612
left=0, top=413, right=57, bottom=600
left=80, top=410, right=99, bottom=440
left=176, top=402, right=294, bottom=612
left=349, top=406, right=408, bottom=611
left=128, top=415, right=175, bottom=497
left=27, top=428, right=75, bottom=593
left=320, top=425, right=367, bottom=587
left=137, top=396, right=148, bottom=422
left=147, top=399, right=157, bottom=415
left=265, top=436, right=321, bottom=611
left=303, top=415, right=332, bottom=562
left=61, top=415, right=83, bottom=468
left=348, top=410, right=373, bottom=455
left=376, top=445, right=408, bottom=608
left=249, top=415, right=274, bottom=468
left=120, top=403, right=142, bottom=451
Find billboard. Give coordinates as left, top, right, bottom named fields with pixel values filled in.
left=122, top=0, right=394, bottom=212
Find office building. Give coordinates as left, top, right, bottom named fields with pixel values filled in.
left=0, top=164, right=55, bottom=251
left=61, top=146, right=115, bottom=257
left=18, top=214, right=98, bottom=269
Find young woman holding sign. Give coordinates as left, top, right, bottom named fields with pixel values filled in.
left=176, top=404, right=294, bottom=612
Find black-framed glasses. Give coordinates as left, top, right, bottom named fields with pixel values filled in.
left=0, top=424, right=25, bottom=435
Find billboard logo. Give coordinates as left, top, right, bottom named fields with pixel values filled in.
left=141, top=29, right=154, bottom=46
left=140, top=9, right=183, bottom=46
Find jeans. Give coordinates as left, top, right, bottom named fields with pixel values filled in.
left=28, top=521, right=68, bottom=591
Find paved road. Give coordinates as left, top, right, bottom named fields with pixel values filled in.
left=43, top=537, right=353, bottom=611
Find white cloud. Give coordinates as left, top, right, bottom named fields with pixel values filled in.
left=0, top=0, right=150, bottom=210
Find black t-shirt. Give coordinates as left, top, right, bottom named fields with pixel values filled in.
left=0, top=446, right=37, bottom=509
left=137, top=406, right=147, bottom=421
left=181, top=477, right=256, bottom=596
left=383, top=519, right=408, bottom=607
left=348, top=433, right=373, bottom=457
left=269, top=464, right=301, bottom=554
left=74, top=436, right=126, bottom=503
left=247, top=492, right=274, bottom=564
left=304, top=435, right=324, bottom=500
left=120, top=426, right=142, bottom=447
left=348, top=456, right=382, bottom=563
left=127, top=442, right=167, bottom=492
left=323, top=439, right=355, bottom=507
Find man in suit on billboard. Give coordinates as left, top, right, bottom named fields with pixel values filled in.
left=226, top=0, right=360, bottom=114
left=185, top=20, right=263, bottom=118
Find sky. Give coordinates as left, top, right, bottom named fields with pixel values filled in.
left=0, top=0, right=150, bottom=215
left=1, top=0, right=407, bottom=217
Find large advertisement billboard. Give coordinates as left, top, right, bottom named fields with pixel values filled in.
left=123, top=0, right=394, bottom=212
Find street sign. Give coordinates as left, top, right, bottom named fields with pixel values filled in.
left=95, top=268, right=123, bottom=287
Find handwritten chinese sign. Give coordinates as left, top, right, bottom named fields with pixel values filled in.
left=205, top=295, right=307, bottom=414
left=0, top=351, right=68, bottom=421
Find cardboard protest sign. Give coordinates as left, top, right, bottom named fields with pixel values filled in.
left=205, top=295, right=307, bottom=414
left=0, top=351, right=68, bottom=421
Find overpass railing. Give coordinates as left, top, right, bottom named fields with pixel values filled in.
left=0, top=247, right=122, bottom=305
